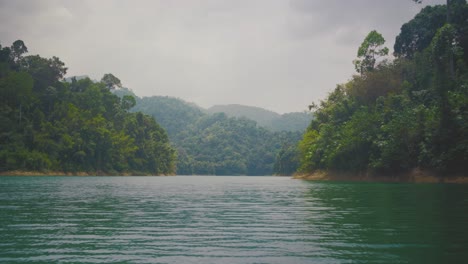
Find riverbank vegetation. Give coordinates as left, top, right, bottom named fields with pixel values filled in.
left=0, top=40, right=306, bottom=176
left=4, top=2, right=464, bottom=179
left=174, top=113, right=302, bottom=175
left=298, top=1, right=468, bottom=179
left=0, top=41, right=176, bottom=175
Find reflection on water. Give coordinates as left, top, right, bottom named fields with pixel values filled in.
left=303, top=182, right=468, bottom=263
left=0, top=176, right=467, bottom=263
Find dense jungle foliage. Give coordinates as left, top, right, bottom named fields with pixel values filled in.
left=174, top=113, right=302, bottom=175
left=299, top=1, right=468, bottom=176
left=207, top=104, right=312, bottom=132
left=0, top=41, right=176, bottom=175
left=113, top=90, right=304, bottom=176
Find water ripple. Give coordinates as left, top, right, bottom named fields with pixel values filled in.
left=1, top=176, right=468, bottom=263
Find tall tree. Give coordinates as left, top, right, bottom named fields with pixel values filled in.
left=101, top=73, right=122, bottom=90
left=403, top=0, right=468, bottom=68
left=412, top=0, right=466, bottom=22
left=353, top=30, right=389, bottom=75
left=394, top=5, right=446, bottom=58
left=10, top=40, right=27, bottom=64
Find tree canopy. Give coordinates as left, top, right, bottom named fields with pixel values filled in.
left=300, top=1, right=468, bottom=177
left=101, top=73, right=122, bottom=90
left=353, top=30, right=389, bottom=75
left=0, top=40, right=176, bottom=175
left=126, top=95, right=305, bottom=175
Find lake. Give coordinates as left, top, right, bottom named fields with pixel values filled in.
left=1, top=176, right=467, bottom=263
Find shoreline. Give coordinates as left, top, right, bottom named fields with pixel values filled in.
left=293, top=169, right=468, bottom=184
left=0, top=170, right=175, bottom=176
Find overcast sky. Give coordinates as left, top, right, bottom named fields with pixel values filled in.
left=0, top=0, right=445, bottom=113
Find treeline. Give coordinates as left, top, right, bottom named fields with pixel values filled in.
left=0, top=41, right=176, bottom=175
left=175, top=113, right=302, bottom=175
left=206, top=104, right=312, bottom=132
left=112, top=90, right=304, bottom=175
left=299, top=1, right=468, bottom=176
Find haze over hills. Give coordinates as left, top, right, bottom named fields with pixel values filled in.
left=207, top=104, right=280, bottom=126
left=112, top=87, right=312, bottom=133
left=110, top=87, right=304, bottom=175
left=135, top=96, right=205, bottom=138
left=208, top=104, right=312, bottom=132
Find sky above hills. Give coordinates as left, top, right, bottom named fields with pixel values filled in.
left=0, top=0, right=445, bottom=113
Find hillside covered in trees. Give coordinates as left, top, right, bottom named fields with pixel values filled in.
left=0, top=41, right=306, bottom=177
left=0, top=41, right=176, bottom=175
left=112, top=89, right=305, bottom=176
left=299, top=0, right=467, bottom=178
left=207, top=104, right=312, bottom=132
left=174, top=113, right=302, bottom=175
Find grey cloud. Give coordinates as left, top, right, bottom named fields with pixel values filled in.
left=288, top=0, right=444, bottom=46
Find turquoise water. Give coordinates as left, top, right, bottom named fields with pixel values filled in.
left=0, top=176, right=467, bottom=263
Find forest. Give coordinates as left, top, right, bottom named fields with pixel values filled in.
left=298, top=0, right=467, bottom=177
left=206, top=104, right=312, bottom=132
left=0, top=42, right=176, bottom=175
left=2, top=1, right=465, bottom=178
left=174, top=113, right=302, bottom=175
left=113, top=90, right=305, bottom=176
left=0, top=44, right=306, bottom=176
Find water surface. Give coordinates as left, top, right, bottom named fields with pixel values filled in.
left=1, top=176, right=467, bottom=263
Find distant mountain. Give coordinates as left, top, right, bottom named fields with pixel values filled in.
left=111, top=87, right=137, bottom=98
left=207, top=104, right=280, bottom=128
left=207, top=104, right=312, bottom=132
left=270, top=112, right=313, bottom=132
left=175, top=112, right=302, bottom=175
left=132, top=96, right=205, bottom=139
left=110, top=95, right=307, bottom=175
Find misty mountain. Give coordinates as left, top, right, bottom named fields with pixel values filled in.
left=270, top=112, right=313, bottom=132
left=110, top=93, right=304, bottom=175
left=111, top=86, right=138, bottom=99
left=133, top=96, right=205, bottom=139
left=207, top=104, right=312, bottom=132
left=207, top=104, right=280, bottom=127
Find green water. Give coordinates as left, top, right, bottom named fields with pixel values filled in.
left=0, top=176, right=467, bottom=263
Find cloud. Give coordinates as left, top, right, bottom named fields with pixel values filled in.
left=0, top=0, right=445, bottom=113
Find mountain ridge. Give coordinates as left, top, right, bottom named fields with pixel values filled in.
left=207, top=103, right=312, bottom=132
left=109, top=88, right=305, bottom=175
left=109, top=87, right=313, bottom=133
